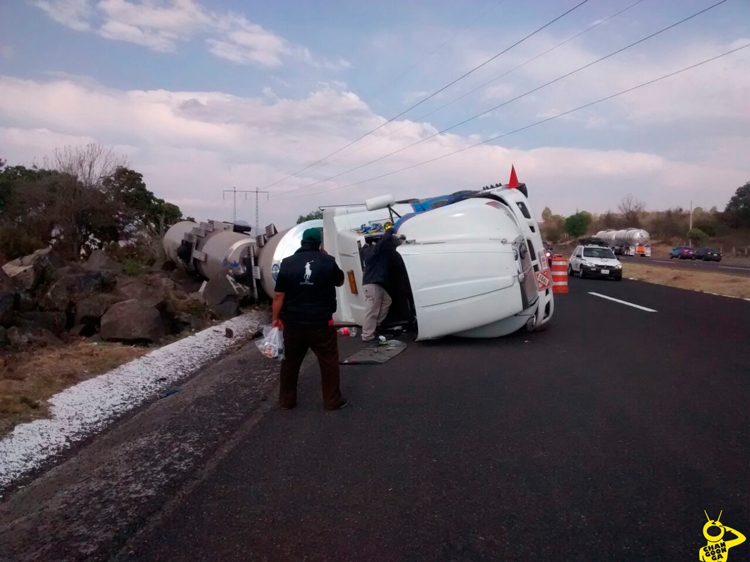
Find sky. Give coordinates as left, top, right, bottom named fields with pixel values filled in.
left=1, top=0, right=749, bottom=229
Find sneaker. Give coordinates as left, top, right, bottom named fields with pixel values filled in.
left=326, top=399, right=349, bottom=411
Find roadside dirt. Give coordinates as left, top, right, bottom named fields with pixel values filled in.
left=0, top=342, right=149, bottom=436
left=623, top=262, right=750, bottom=299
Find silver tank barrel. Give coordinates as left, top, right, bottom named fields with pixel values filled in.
left=257, top=220, right=323, bottom=296
left=163, top=220, right=255, bottom=280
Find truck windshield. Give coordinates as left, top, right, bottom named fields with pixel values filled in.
left=583, top=247, right=615, bottom=259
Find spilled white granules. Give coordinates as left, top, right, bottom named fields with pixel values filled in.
left=0, top=312, right=264, bottom=490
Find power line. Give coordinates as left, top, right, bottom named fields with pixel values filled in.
left=257, top=0, right=510, bottom=182
left=275, top=0, right=727, bottom=197
left=368, top=0, right=509, bottom=101
left=280, top=42, right=750, bottom=201
left=260, top=0, right=590, bottom=190
left=311, top=0, right=647, bottom=175
left=222, top=187, right=270, bottom=233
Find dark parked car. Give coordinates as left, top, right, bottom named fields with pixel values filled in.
left=694, top=247, right=722, bottom=262
left=669, top=246, right=695, bottom=260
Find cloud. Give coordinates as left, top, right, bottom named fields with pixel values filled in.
left=32, top=0, right=350, bottom=69
left=2, top=72, right=747, bottom=228
left=34, top=0, right=92, bottom=31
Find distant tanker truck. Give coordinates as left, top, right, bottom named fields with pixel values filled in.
left=595, top=229, right=651, bottom=257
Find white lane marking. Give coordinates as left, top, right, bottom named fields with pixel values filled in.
left=719, top=265, right=750, bottom=271
left=588, top=292, right=657, bottom=312
left=652, top=259, right=673, bottom=264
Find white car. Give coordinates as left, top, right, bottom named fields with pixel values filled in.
left=568, top=243, right=622, bottom=281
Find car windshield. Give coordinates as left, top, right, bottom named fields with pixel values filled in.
left=583, top=247, right=615, bottom=259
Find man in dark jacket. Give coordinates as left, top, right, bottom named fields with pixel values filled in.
left=272, top=228, right=348, bottom=411
left=361, top=225, right=400, bottom=342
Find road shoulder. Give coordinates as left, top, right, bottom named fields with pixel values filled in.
left=0, top=338, right=279, bottom=562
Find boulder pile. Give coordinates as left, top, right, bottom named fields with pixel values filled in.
left=1, top=247, right=255, bottom=351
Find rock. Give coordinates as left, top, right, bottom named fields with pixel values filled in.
left=44, top=271, right=116, bottom=311
left=171, top=289, right=189, bottom=301
left=188, top=292, right=205, bottom=305
left=1, top=264, right=37, bottom=291
left=0, top=326, right=7, bottom=346
left=83, top=250, right=125, bottom=275
left=75, top=298, right=109, bottom=326
left=1, top=268, right=15, bottom=322
left=212, top=300, right=240, bottom=319
left=7, top=326, right=29, bottom=348
left=3, top=247, right=67, bottom=291
left=27, top=327, right=62, bottom=347
left=15, top=289, right=37, bottom=312
left=69, top=323, right=98, bottom=337
left=203, top=270, right=248, bottom=309
left=117, top=280, right=168, bottom=309
left=51, top=264, right=83, bottom=283
left=18, top=247, right=66, bottom=270
left=101, top=299, right=164, bottom=342
left=225, top=327, right=234, bottom=338
left=16, top=311, right=68, bottom=335
left=173, top=312, right=202, bottom=333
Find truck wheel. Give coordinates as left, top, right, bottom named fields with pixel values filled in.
left=579, top=268, right=585, bottom=279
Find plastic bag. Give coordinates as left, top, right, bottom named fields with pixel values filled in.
left=256, top=325, right=284, bottom=360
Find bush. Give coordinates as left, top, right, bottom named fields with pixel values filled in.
left=122, top=258, right=145, bottom=277
left=687, top=228, right=708, bottom=244
left=0, top=225, right=44, bottom=260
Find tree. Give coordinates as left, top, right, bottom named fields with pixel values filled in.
left=47, top=144, right=127, bottom=188
left=0, top=150, right=182, bottom=260
left=101, top=166, right=182, bottom=236
left=541, top=206, right=552, bottom=221
left=725, top=181, right=750, bottom=227
left=541, top=214, right=565, bottom=243
left=618, top=194, right=646, bottom=227
left=297, top=209, right=323, bottom=224
left=565, top=212, right=592, bottom=239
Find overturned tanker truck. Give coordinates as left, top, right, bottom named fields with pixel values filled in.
left=164, top=172, right=554, bottom=340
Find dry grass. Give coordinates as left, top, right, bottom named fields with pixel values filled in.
left=623, top=263, right=750, bottom=299
left=0, top=342, right=148, bottom=435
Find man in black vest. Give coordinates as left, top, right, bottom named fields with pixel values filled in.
left=272, top=228, right=348, bottom=411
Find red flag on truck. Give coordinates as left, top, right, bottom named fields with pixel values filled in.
left=508, top=165, right=519, bottom=189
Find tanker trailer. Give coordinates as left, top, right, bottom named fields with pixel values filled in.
left=595, top=229, right=651, bottom=256
left=256, top=220, right=323, bottom=297
left=163, top=219, right=259, bottom=297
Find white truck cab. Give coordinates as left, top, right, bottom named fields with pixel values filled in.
left=323, top=182, right=554, bottom=340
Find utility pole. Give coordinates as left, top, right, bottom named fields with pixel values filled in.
left=689, top=200, right=693, bottom=247
left=222, top=187, right=269, bottom=231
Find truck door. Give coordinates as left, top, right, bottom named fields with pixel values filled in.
left=332, top=229, right=367, bottom=325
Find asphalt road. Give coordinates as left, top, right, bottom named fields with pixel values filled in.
left=117, top=279, right=750, bottom=561
left=620, top=255, right=750, bottom=277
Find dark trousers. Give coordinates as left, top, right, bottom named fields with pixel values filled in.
left=279, top=323, right=343, bottom=410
